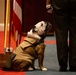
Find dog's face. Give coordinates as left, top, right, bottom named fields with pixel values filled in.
left=33, top=21, right=52, bottom=35
left=27, top=21, right=52, bottom=40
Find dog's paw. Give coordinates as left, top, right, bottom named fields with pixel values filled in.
left=42, top=68, right=47, bottom=71
left=28, top=67, right=34, bottom=71
left=34, top=66, right=38, bottom=69
left=28, top=66, right=38, bottom=71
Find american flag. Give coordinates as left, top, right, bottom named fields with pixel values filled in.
left=10, top=0, right=22, bottom=46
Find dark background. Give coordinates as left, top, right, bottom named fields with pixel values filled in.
left=22, top=0, right=54, bottom=35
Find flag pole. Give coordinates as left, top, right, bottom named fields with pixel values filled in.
left=4, top=0, right=10, bottom=54
left=7, top=0, right=13, bottom=52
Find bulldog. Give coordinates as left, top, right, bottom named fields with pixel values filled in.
left=3, top=21, right=52, bottom=71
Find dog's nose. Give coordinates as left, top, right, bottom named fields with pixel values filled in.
left=46, top=22, right=52, bottom=31
left=47, top=22, right=52, bottom=28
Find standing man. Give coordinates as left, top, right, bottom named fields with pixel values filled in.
left=46, top=0, right=76, bottom=71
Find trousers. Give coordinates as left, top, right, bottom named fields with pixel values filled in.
left=52, top=0, right=76, bottom=68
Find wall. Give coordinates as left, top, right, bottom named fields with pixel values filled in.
left=0, top=0, right=5, bottom=31
left=22, top=0, right=54, bottom=35
left=0, top=0, right=54, bottom=34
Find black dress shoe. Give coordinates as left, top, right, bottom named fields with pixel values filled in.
left=69, top=67, right=76, bottom=72
left=69, top=69, right=76, bottom=72
left=59, top=67, right=67, bottom=72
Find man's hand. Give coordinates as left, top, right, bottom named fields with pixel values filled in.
left=46, top=4, right=53, bottom=14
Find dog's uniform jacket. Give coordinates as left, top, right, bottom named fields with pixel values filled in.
left=3, top=36, right=41, bottom=70
left=13, top=36, right=40, bottom=62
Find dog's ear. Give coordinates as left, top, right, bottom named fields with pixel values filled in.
left=32, top=26, right=38, bottom=33
left=32, top=26, right=36, bottom=33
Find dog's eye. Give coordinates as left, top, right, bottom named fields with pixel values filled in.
left=41, top=23, right=43, bottom=26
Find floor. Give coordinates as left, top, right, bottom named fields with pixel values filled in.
left=0, top=32, right=76, bottom=75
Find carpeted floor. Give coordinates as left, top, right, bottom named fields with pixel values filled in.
left=0, top=32, right=76, bottom=75
left=25, top=44, right=76, bottom=75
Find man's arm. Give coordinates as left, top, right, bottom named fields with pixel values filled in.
left=46, top=0, right=53, bottom=14
left=46, top=0, right=51, bottom=5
